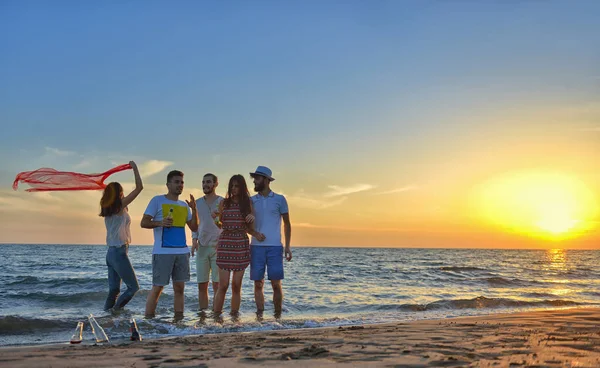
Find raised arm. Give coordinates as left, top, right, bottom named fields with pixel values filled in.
left=185, top=194, right=199, bottom=232
left=191, top=198, right=201, bottom=240
left=121, top=161, right=143, bottom=208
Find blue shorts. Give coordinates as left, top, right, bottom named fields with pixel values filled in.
left=250, top=246, right=284, bottom=281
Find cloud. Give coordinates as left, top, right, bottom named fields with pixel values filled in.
left=285, top=190, right=348, bottom=210
left=0, top=189, right=108, bottom=222
left=374, top=185, right=418, bottom=195
left=284, top=183, right=376, bottom=210
left=32, top=192, right=63, bottom=202
left=294, top=222, right=318, bottom=228
left=39, top=148, right=108, bottom=172
left=187, top=188, right=204, bottom=199
left=293, top=222, right=418, bottom=232
left=73, top=159, right=93, bottom=169
left=323, top=184, right=376, bottom=198
left=138, top=160, right=173, bottom=178
left=294, top=222, right=485, bottom=234
left=44, top=146, right=75, bottom=157
left=577, top=126, right=600, bottom=132
left=37, top=148, right=175, bottom=178
left=120, top=182, right=202, bottom=199
left=121, top=183, right=165, bottom=193
left=0, top=190, right=67, bottom=215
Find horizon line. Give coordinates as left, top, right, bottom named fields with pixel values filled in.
left=0, top=243, right=596, bottom=251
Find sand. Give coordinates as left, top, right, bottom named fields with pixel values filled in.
left=2, top=307, right=600, bottom=367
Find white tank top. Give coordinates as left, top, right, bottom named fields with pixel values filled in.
left=104, top=210, right=131, bottom=247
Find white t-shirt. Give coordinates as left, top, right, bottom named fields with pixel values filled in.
left=250, top=191, right=289, bottom=247
left=144, top=195, right=192, bottom=255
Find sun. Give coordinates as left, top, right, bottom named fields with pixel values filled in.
left=472, top=171, right=598, bottom=240
left=536, top=212, right=578, bottom=235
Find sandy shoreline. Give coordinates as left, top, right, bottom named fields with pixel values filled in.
left=2, top=307, right=600, bottom=367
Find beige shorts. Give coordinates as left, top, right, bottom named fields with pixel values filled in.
left=195, top=245, right=219, bottom=283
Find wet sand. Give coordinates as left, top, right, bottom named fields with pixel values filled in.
left=2, top=307, right=600, bottom=367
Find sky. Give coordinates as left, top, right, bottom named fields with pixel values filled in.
left=0, top=1, right=598, bottom=248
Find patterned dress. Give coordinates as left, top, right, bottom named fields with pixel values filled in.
left=216, top=202, right=250, bottom=271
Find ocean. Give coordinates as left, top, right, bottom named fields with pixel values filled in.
left=1, top=244, right=599, bottom=347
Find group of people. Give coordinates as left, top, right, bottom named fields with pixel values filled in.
left=98, top=162, right=292, bottom=319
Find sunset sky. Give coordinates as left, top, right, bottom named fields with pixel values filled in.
left=1, top=1, right=598, bottom=248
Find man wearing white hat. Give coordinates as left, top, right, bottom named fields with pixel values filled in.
left=249, top=166, right=292, bottom=317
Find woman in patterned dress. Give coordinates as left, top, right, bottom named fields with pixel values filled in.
left=213, top=175, right=265, bottom=315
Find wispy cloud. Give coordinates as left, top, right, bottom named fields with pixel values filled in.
left=32, top=192, right=63, bottom=202
left=73, top=159, right=95, bottom=170
left=294, top=222, right=418, bottom=232
left=121, top=182, right=202, bottom=199
left=44, top=146, right=75, bottom=157
left=38, top=147, right=174, bottom=178
left=138, top=160, right=173, bottom=178
left=121, top=183, right=165, bottom=193
left=294, top=222, right=485, bottom=234
left=40, top=148, right=110, bottom=172
left=0, top=190, right=86, bottom=217
left=323, top=184, right=376, bottom=198
left=284, top=183, right=375, bottom=209
left=284, top=190, right=348, bottom=210
left=576, top=125, right=600, bottom=132
left=374, top=185, right=418, bottom=195
left=187, top=188, right=204, bottom=200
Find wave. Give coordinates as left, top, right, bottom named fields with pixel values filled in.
left=0, top=296, right=584, bottom=343
left=578, top=291, right=600, bottom=298
left=5, top=291, right=109, bottom=303
left=439, top=266, right=486, bottom=272
left=484, top=277, right=529, bottom=287
left=3, top=289, right=201, bottom=304
left=522, top=292, right=563, bottom=298
left=6, top=276, right=106, bottom=287
left=396, top=296, right=579, bottom=312
left=0, top=316, right=75, bottom=335
left=429, top=275, right=542, bottom=288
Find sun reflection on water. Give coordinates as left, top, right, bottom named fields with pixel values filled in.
left=542, top=248, right=575, bottom=296
left=545, top=248, right=567, bottom=271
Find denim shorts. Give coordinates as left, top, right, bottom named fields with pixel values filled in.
left=250, top=246, right=284, bottom=281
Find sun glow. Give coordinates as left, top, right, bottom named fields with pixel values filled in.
left=472, top=171, right=598, bottom=240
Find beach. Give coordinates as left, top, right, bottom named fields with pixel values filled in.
left=2, top=307, right=600, bottom=367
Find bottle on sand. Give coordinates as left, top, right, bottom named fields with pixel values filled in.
left=130, top=318, right=142, bottom=341
left=88, top=314, right=109, bottom=343
left=69, top=322, right=84, bottom=344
